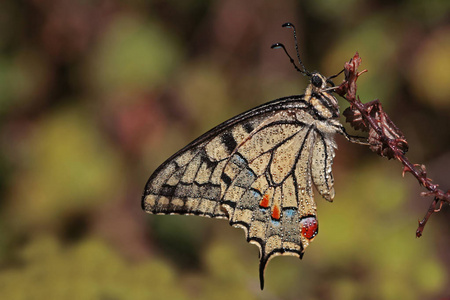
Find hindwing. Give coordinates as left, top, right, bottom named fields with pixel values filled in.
left=142, top=95, right=339, bottom=289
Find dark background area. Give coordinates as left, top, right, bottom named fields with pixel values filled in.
left=0, top=0, right=449, bottom=299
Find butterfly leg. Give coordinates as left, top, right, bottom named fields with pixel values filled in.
left=336, top=124, right=370, bottom=145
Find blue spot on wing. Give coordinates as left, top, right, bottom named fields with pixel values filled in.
left=234, top=168, right=257, bottom=188
left=271, top=219, right=281, bottom=226
left=283, top=208, right=298, bottom=219
left=251, top=189, right=262, bottom=199
left=239, top=188, right=263, bottom=210
left=231, top=153, right=248, bottom=168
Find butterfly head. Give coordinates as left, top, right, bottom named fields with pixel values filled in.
left=305, top=72, right=340, bottom=118
left=310, top=73, right=328, bottom=90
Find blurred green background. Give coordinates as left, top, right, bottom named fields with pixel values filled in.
left=0, top=0, right=449, bottom=299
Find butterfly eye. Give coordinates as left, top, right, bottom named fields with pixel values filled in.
left=311, top=74, right=323, bottom=88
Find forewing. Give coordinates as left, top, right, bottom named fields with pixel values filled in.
left=142, top=96, right=308, bottom=217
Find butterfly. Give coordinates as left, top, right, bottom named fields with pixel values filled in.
left=142, top=23, right=365, bottom=290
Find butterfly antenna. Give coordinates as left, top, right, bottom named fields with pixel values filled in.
left=271, top=42, right=305, bottom=75
left=326, top=68, right=345, bottom=86
left=328, top=68, right=345, bottom=80
left=281, top=22, right=310, bottom=76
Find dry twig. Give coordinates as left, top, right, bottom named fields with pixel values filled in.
left=335, top=53, right=450, bottom=237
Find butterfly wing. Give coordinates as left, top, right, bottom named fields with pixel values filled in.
left=142, top=95, right=338, bottom=289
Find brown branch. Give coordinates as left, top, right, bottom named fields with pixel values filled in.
left=335, top=52, right=450, bottom=237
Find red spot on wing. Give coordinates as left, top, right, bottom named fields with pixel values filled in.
left=271, top=205, right=280, bottom=220
left=259, top=194, right=270, bottom=208
left=300, top=216, right=318, bottom=240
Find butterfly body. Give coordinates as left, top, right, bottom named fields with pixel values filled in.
left=142, top=72, right=345, bottom=289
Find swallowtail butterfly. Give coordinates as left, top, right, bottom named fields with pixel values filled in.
left=142, top=23, right=364, bottom=289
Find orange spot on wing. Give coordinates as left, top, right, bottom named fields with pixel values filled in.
left=271, top=205, right=280, bottom=220
left=300, top=217, right=318, bottom=240
left=259, top=194, right=270, bottom=208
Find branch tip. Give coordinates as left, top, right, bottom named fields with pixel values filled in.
left=336, top=53, right=449, bottom=237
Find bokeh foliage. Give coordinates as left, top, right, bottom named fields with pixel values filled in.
left=0, top=0, right=449, bottom=299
